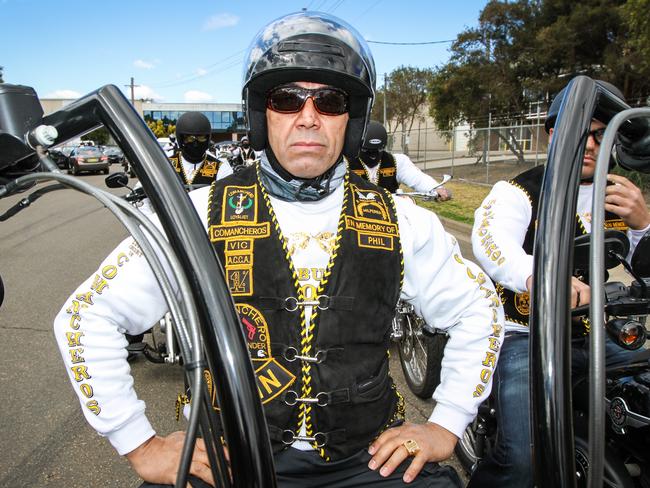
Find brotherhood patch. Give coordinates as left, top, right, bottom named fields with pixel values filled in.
left=236, top=303, right=296, bottom=404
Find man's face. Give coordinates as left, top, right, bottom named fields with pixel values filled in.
left=549, top=119, right=607, bottom=180
left=266, top=81, right=349, bottom=179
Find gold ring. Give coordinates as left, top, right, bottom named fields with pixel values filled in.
left=403, top=439, right=420, bottom=456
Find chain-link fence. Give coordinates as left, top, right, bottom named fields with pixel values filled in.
left=387, top=123, right=549, bottom=186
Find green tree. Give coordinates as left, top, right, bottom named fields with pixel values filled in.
left=370, top=66, right=434, bottom=154
left=0, top=66, right=4, bottom=83
left=618, top=0, right=650, bottom=102
left=82, top=127, right=110, bottom=146
left=429, top=1, right=539, bottom=163
left=428, top=0, right=649, bottom=163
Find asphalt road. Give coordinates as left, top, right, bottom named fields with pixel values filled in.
left=0, top=171, right=474, bottom=487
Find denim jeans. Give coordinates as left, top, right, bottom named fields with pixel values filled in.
left=467, top=331, right=642, bottom=488
left=140, top=447, right=462, bottom=487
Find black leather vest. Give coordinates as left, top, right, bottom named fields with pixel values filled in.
left=207, top=164, right=404, bottom=460
left=489, top=165, right=628, bottom=327
left=348, top=151, right=399, bottom=193
left=169, top=150, right=220, bottom=185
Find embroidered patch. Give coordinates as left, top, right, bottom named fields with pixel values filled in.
left=210, top=223, right=270, bottom=240
left=237, top=303, right=272, bottom=357
left=379, top=167, right=396, bottom=177
left=200, top=161, right=218, bottom=177
left=237, top=304, right=296, bottom=404
left=226, top=268, right=252, bottom=296
left=352, top=186, right=390, bottom=221
left=514, top=291, right=530, bottom=315
left=222, top=185, right=258, bottom=223
left=346, top=185, right=397, bottom=251
left=605, top=219, right=628, bottom=231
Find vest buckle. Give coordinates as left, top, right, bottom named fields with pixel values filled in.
left=281, top=429, right=327, bottom=447
left=283, top=346, right=326, bottom=363
left=283, top=295, right=331, bottom=312
left=283, top=390, right=329, bottom=407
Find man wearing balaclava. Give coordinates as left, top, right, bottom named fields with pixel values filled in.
left=169, top=111, right=220, bottom=185
left=349, top=120, right=451, bottom=200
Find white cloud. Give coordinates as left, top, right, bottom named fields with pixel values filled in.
left=43, top=89, right=82, bottom=99
left=125, top=85, right=163, bottom=102
left=196, top=68, right=208, bottom=76
left=133, top=59, right=156, bottom=70
left=184, top=90, right=213, bottom=102
left=202, top=13, right=239, bottom=31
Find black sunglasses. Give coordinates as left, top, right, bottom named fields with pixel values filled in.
left=587, top=128, right=606, bottom=145
left=266, top=86, right=349, bottom=116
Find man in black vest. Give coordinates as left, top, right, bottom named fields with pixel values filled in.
left=54, top=11, right=503, bottom=487
left=168, top=111, right=220, bottom=186
left=349, top=121, right=451, bottom=200
left=468, top=80, right=650, bottom=488
left=232, top=136, right=259, bottom=168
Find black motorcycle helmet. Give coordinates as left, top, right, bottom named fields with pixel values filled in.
left=175, top=112, right=212, bottom=163
left=242, top=11, right=376, bottom=162
left=544, top=80, right=625, bottom=134
left=360, top=120, right=387, bottom=166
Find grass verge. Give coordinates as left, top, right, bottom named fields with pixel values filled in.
left=404, top=181, right=490, bottom=225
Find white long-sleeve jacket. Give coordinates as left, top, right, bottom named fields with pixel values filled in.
left=472, top=180, right=649, bottom=333
left=54, top=173, right=503, bottom=456
left=360, top=153, right=444, bottom=193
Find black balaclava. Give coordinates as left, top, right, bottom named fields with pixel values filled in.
left=360, top=120, right=387, bottom=168
left=176, top=112, right=212, bottom=163
left=180, top=136, right=210, bottom=163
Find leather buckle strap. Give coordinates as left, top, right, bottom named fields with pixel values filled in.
left=258, top=295, right=354, bottom=311
left=283, top=346, right=327, bottom=363
left=279, top=428, right=347, bottom=447
left=283, top=388, right=350, bottom=407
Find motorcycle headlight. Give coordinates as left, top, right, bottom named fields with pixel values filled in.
left=606, top=318, right=647, bottom=350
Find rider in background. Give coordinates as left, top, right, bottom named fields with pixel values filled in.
left=348, top=120, right=452, bottom=200
left=162, top=133, right=178, bottom=155
left=233, top=135, right=258, bottom=166
left=468, top=80, right=650, bottom=488
left=217, top=135, right=260, bottom=179
left=168, top=112, right=220, bottom=186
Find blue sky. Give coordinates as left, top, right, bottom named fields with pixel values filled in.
left=1, top=0, right=489, bottom=104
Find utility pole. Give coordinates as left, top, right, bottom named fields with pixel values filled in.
left=124, top=77, right=140, bottom=105
left=383, top=73, right=388, bottom=127
left=534, top=100, right=541, bottom=166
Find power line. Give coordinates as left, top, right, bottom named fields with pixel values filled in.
left=150, top=50, right=246, bottom=89
left=367, top=39, right=454, bottom=45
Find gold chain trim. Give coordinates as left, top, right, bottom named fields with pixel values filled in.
left=257, top=164, right=350, bottom=458
left=311, top=174, right=349, bottom=458
left=255, top=164, right=320, bottom=446
left=386, top=192, right=404, bottom=291
left=174, top=152, right=207, bottom=185
left=508, top=181, right=533, bottom=207
left=175, top=393, right=190, bottom=421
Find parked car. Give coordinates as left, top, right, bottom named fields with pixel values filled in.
left=67, top=145, right=109, bottom=175
left=103, top=146, right=125, bottom=165
left=48, top=144, right=75, bottom=169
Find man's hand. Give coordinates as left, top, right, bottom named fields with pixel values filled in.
left=433, top=187, right=452, bottom=202
left=527, top=275, right=590, bottom=308
left=605, top=174, right=650, bottom=230
left=367, top=422, right=457, bottom=484
left=570, top=276, right=590, bottom=308
left=126, top=432, right=215, bottom=487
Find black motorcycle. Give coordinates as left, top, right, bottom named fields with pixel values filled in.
left=455, top=230, right=650, bottom=487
